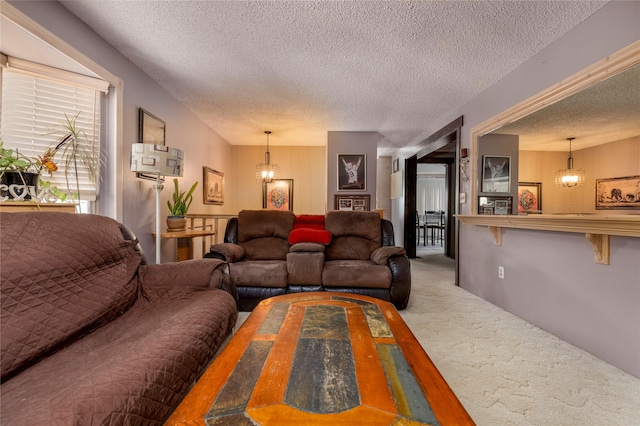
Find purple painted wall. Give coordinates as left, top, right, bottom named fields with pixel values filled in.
left=452, top=1, right=640, bottom=377
left=460, top=226, right=640, bottom=377
left=327, top=131, right=379, bottom=212
left=9, top=1, right=233, bottom=263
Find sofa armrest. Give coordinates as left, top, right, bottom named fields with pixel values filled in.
left=370, top=246, right=406, bottom=265
left=388, top=256, right=411, bottom=310
left=290, top=242, right=325, bottom=253
left=208, top=243, right=246, bottom=262
left=138, top=259, right=230, bottom=301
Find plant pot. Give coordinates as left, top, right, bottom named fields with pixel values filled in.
left=0, top=172, right=39, bottom=201
left=166, top=216, right=187, bottom=232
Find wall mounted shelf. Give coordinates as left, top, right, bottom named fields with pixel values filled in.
left=456, top=214, right=640, bottom=265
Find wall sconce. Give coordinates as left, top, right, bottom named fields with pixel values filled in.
left=460, top=148, right=469, bottom=182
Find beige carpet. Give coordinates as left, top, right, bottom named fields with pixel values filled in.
left=235, top=251, right=640, bottom=425
left=405, top=252, right=640, bottom=426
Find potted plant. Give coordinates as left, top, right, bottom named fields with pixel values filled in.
left=46, top=112, right=99, bottom=203
left=0, top=139, right=39, bottom=201
left=1, top=112, right=97, bottom=204
left=166, top=178, right=198, bottom=231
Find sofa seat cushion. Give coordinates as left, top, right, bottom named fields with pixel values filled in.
left=0, top=288, right=237, bottom=425
left=0, top=213, right=141, bottom=381
left=229, top=260, right=288, bottom=288
left=322, top=260, right=391, bottom=289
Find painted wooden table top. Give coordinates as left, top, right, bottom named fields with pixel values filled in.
left=166, top=292, right=474, bottom=425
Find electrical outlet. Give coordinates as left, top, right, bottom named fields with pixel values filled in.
left=498, top=266, right=505, bottom=279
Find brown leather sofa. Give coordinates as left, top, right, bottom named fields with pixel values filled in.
left=207, top=209, right=411, bottom=311
left=0, top=212, right=238, bottom=425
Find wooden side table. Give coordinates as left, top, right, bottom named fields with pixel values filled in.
left=153, top=229, right=215, bottom=262
left=0, top=202, right=77, bottom=213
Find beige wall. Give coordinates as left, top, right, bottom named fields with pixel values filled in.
left=228, top=145, right=327, bottom=214
left=519, top=136, right=640, bottom=214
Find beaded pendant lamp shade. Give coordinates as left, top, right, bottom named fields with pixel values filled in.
left=256, top=131, right=279, bottom=182
left=555, top=137, right=585, bottom=188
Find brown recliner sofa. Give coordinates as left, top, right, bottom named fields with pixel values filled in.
left=207, top=209, right=411, bottom=311
left=0, top=212, right=238, bottom=425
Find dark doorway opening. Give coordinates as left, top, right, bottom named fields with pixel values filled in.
left=404, top=117, right=462, bottom=261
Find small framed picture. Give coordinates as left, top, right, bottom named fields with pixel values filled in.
left=392, top=158, right=400, bottom=173
left=334, top=194, right=370, bottom=211
left=478, top=196, right=512, bottom=215
left=494, top=200, right=509, bottom=215
left=338, top=198, right=352, bottom=211
left=139, top=108, right=165, bottom=145
left=481, top=155, right=510, bottom=193
left=137, top=108, right=166, bottom=180
left=518, top=182, right=542, bottom=213
left=203, top=167, right=224, bottom=205
left=338, top=154, right=366, bottom=191
left=263, top=179, right=294, bottom=211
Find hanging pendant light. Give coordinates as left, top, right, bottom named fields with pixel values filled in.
left=555, top=137, right=585, bottom=188
left=256, top=131, right=280, bottom=182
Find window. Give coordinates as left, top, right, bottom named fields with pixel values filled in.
left=1, top=57, right=106, bottom=212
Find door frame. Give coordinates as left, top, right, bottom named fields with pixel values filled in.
left=403, top=117, right=463, bottom=274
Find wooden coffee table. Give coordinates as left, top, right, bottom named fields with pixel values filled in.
left=166, top=292, right=474, bottom=425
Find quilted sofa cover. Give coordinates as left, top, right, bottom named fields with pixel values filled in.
left=0, top=212, right=237, bottom=425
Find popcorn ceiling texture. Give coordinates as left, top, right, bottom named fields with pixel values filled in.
left=61, top=1, right=607, bottom=150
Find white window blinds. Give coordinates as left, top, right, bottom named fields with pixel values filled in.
left=1, top=66, right=103, bottom=202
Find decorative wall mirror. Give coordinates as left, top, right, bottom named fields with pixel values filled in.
left=470, top=41, right=640, bottom=215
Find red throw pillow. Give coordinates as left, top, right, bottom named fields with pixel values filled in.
left=289, top=228, right=332, bottom=245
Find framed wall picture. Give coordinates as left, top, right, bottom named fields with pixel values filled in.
left=517, top=182, right=542, bottom=213
left=390, top=171, right=402, bottom=199
left=478, top=196, right=512, bottom=215
left=392, top=158, right=400, bottom=173
left=337, top=154, right=366, bottom=191
left=203, top=167, right=224, bottom=205
left=596, top=175, right=640, bottom=210
left=334, top=194, right=370, bottom=211
left=494, top=199, right=509, bottom=215
left=263, top=179, right=294, bottom=211
left=136, top=108, right=166, bottom=180
left=481, top=155, right=510, bottom=193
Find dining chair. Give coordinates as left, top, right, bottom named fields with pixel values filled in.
left=424, top=211, right=440, bottom=245
left=436, top=210, right=445, bottom=246
left=416, top=211, right=426, bottom=246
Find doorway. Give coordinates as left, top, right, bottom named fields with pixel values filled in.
left=403, top=116, right=462, bottom=261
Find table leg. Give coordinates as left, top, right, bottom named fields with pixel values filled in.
left=176, top=238, right=192, bottom=262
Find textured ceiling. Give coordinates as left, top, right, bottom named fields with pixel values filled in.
left=492, top=62, right=640, bottom=152
left=54, top=1, right=611, bottom=153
